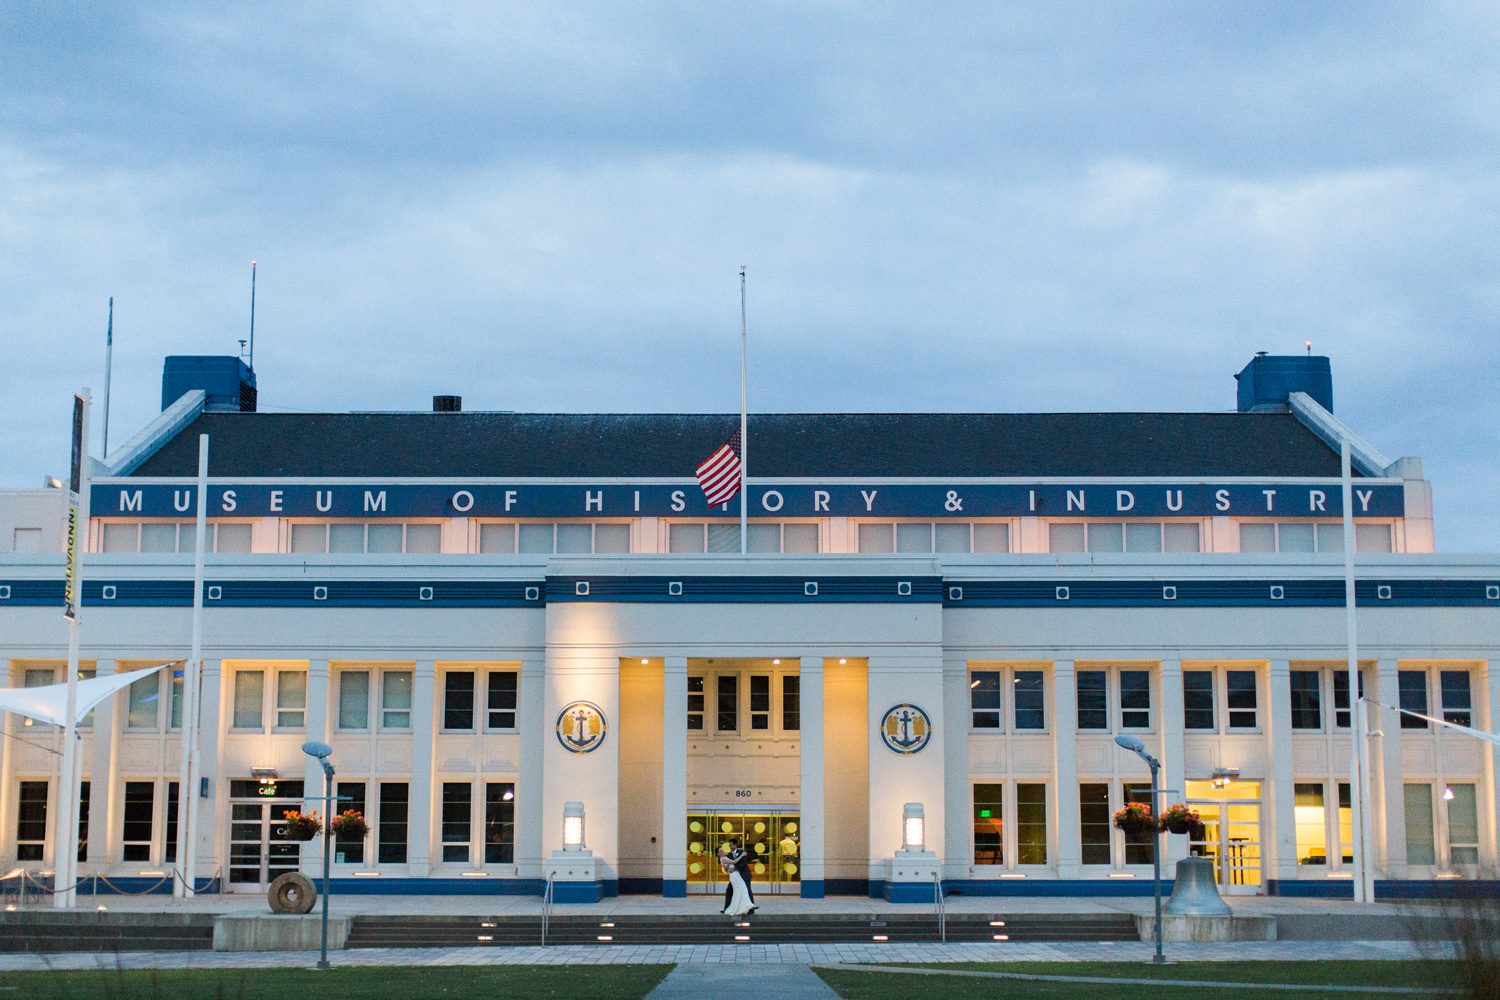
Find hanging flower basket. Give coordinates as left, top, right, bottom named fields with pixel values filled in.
left=279, top=811, right=322, bottom=841
left=1112, top=803, right=1153, bottom=835
left=331, top=810, right=368, bottom=839
left=1159, top=804, right=1202, bottom=836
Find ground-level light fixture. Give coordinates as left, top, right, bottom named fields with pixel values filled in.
left=902, top=803, right=925, bottom=851
left=563, top=801, right=585, bottom=850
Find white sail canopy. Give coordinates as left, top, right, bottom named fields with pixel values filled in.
left=0, top=664, right=171, bottom=728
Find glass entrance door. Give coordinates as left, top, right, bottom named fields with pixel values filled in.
left=686, top=811, right=801, bottom=894
left=228, top=780, right=305, bottom=891
left=1185, top=780, right=1262, bottom=894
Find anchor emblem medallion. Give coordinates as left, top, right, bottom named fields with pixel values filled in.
left=880, top=703, right=932, bottom=755
left=555, top=701, right=608, bottom=754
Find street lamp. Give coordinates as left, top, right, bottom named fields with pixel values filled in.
left=301, top=741, right=335, bottom=971
left=1115, top=734, right=1165, bottom=964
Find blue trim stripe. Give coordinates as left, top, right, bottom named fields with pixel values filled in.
left=0, top=576, right=1495, bottom=609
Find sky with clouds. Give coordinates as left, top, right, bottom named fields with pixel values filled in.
left=2, top=2, right=1497, bottom=549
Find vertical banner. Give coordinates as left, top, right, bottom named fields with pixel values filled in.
left=63, top=394, right=84, bottom=622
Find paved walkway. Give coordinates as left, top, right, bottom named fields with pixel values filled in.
left=646, top=963, right=838, bottom=999
left=0, top=938, right=1441, bottom=972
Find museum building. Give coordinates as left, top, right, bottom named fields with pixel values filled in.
left=0, top=352, right=1495, bottom=900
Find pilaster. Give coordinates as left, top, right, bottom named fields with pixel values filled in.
left=1480, top=660, right=1498, bottom=869
left=799, top=656, right=826, bottom=896
left=87, top=659, right=116, bottom=869
left=302, top=660, right=330, bottom=875
left=1052, top=660, right=1080, bottom=878
left=661, top=657, right=688, bottom=897
left=941, top=657, right=969, bottom=881
left=199, top=659, right=225, bottom=880
left=515, top=655, right=546, bottom=879
left=1159, top=660, right=1187, bottom=866
left=408, top=660, right=436, bottom=876
left=1372, top=659, right=1405, bottom=878
left=1265, top=659, right=1297, bottom=883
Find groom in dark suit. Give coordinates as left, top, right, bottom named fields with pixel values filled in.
left=721, top=838, right=757, bottom=914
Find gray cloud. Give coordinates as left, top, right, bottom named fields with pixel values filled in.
left=2, top=1, right=1497, bottom=549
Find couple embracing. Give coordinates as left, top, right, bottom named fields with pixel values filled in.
left=717, top=838, right=758, bottom=917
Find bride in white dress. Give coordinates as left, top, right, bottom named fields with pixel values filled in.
left=721, top=847, right=754, bottom=917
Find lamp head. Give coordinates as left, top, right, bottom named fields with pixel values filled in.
left=301, top=741, right=333, bottom=760
left=1114, top=735, right=1146, bottom=754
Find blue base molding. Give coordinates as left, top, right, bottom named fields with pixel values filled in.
left=661, top=879, right=687, bottom=898
left=1266, top=878, right=1354, bottom=899
left=70, top=876, right=222, bottom=896
left=799, top=880, right=825, bottom=899
left=550, top=879, right=609, bottom=903
left=884, top=880, right=937, bottom=904
left=1376, top=879, right=1500, bottom=899
left=824, top=878, right=871, bottom=896
left=944, top=879, right=1177, bottom=897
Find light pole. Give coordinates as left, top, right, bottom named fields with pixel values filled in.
left=301, top=741, right=334, bottom=971
left=1115, top=734, right=1165, bottom=963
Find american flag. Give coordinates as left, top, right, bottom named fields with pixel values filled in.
left=696, top=428, right=742, bottom=507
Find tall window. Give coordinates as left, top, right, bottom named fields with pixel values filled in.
left=128, top=672, right=160, bottom=730
left=441, top=783, right=472, bottom=863
left=716, top=675, right=738, bottom=731
left=16, top=781, right=46, bottom=860
left=1123, top=783, right=1154, bottom=864
left=1289, top=671, right=1321, bottom=729
left=1016, top=784, right=1047, bottom=864
left=1294, top=783, right=1327, bottom=865
left=1076, top=671, right=1107, bottom=730
left=1338, top=783, right=1353, bottom=864
left=1079, top=784, right=1110, bottom=865
left=335, top=782, right=366, bottom=864
left=163, top=782, right=178, bottom=864
left=1119, top=671, right=1150, bottom=729
left=1226, top=670, right=1257, bottom=728
left=485, top=783, right=515, bottom=864
left=339, top=671, right=370, bottom=730
left=749, top=675, right=770, bottom=730
left=973, top=784, right=1003, bottom=865
left=487, top=672, right=518, bottom=729
left=378, top=783, right=409, bottom=864
left=781, top=676, right=800, bottom=731
left=232, top=670, right=264, bottom=729
left=382, top=671, right=413, bottom=729
left=1183, top=671, right=1214, bottom=730
left=1447, top=784, right=1479, bottom=865
left=169, top=669, right=183, bottom=730
left=1333, top=671, right=1364, bottom=729
left=1013, top=671, right=1044, bottom=730
left=971, top=671, right=1001, bottom=729
left=276, top=671, right=306, bottom=728
left=1441, top=672, right=1472, bottom=726
left=123, top=782, right=155, bottom=861
left=1398, top=671, right=1428, bottom=729
left=78, top=781, right=92, bottom=863
left=1404, top=784, right=1435, bottom=865
left=444, top=671, right=475, bottom=731
left=687, top=677, right=704, bottom=730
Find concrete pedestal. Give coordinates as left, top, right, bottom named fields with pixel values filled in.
left=546, top=850, right=604, bottom=903
left=884, top=850, right=941, bottom=903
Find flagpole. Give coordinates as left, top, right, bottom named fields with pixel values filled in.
left=56, top=390, right=91, bottom=909
left=739, top=267, right=747, bottom=555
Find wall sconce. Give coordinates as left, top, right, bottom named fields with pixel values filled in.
left=562, top=801, right=585, bottom=851
left=1210, top=768, right=1239, bottom=790
left=251, top=767, right=278, bottom=784
left=902, top=802, right=924, bottom=852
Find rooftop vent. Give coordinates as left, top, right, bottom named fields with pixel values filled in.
left=162, top=356, right=257, bottom=413
left=1234, top=354, right=1332, bottom=413
left=433, top=395, right=462, bottom=412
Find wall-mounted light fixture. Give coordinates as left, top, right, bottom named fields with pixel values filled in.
left=563, top=801, right=585, bottom=851
left=1210, top=768, right=1239, bottom=790
left=250, top=767, right=278, bottom=784
left=902, top=802, right=924, bottom=852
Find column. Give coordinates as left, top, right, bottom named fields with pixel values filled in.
left=1159, top=660, right=1187, bottom=866
left=799, top=656, right=825, bottom=897
left=941, top=657, right=969, bottom=882
left=661, top=657, right=688, bottom=897
left=197, top=659, right=225, bottom=886
left=86, top=659, right=116, bottom=871
left=408, top=660, right=436, bottom=877
left=1372, top=659, right=1405, bottom=879
left=515, top=655, right=546, bottom=879
left=1481, top=659, right=1499, bottom=869
left=1052, top=660, right=1080, bottom=879
left=1265, top=659, right=1297, bottom=885
left=302, top=660, right=329, bottom=876
left=867, top=651, right=945, bottom=900
left=0, top=661, right=14, bottom=865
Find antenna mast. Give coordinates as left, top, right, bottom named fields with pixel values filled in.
left=101, top=298, right=114, bottom=458
left=249, top=261, right=257, bottom=369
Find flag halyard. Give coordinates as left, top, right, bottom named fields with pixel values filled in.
left=696, top=428, right=742, bottom=507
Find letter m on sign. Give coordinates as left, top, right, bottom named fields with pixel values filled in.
left=120, top=490, right=142, bottom=512
left=364, top=491, right=387, bottom=512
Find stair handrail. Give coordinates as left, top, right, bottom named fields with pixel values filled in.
left=933, top=869, right=946, bottom=943
left=541, top=869, right=555, bottom=947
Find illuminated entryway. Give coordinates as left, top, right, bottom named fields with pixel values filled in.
left=227, top=779, right=305, bottom=891
left=686, top=809, right=801, bottom=894
left=1186, top=779, right=1262, bottom=893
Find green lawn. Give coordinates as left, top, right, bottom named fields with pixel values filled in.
left=814, top=960, right=1465, bottom=1000
left=0, top=963, right=675, bottom=1000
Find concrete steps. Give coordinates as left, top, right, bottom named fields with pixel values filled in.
left=0, top=912, right=215, bottom=952
left=343, top=912, right=1140, bottom=948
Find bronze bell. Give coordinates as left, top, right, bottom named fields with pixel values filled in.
left=1165, top=856, right=1231, bottom=915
